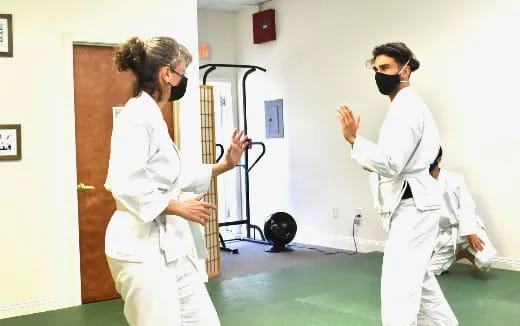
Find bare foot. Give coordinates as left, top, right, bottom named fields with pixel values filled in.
left=456, top=248, right=480, bottom=271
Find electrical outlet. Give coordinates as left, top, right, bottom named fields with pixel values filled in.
left=332, top=206, right=339, bottom=218
left=354, top=207, right=363, bottom=226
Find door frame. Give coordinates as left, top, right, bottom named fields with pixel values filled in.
left=203, top=77, right=250, bottom=237
left=63, top=33, right=119, bottom=307
left=204, top=78, right=243, bottom=228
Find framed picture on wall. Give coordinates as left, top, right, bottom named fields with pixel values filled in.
left=0, top=124, right=21, bottom=160
left=0, top=14, right=13, bottom=57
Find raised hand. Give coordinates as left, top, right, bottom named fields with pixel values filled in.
left=336, top=105, right=360, bottom=145
left=222, top=129, right=250, bottom=169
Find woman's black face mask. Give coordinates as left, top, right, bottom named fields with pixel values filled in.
left=169, top=75, right=188, bottom=102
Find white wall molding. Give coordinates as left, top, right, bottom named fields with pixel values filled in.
left=330, top=235, right=385, bottom=253
left=491, top=256, right=520, bottom=272
left=297, top=230, right=520, bottom=272
left=0, top=296, right=71, bottom=319
left=295, top=229, right=385, bottom=254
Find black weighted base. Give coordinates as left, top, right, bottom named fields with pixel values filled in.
left=265, top=244, right=294, bottom=253
left=220, top=246, right=239, bottom=254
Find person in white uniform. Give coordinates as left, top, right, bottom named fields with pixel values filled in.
left=428, top=147, right=497, bottom=275
left=105, top=36, right=250, bottom=326
left=337, top=42, right=458, bottom=325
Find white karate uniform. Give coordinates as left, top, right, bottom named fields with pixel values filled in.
left=353, top=87, right=457, bottom=325
left=104, top=92, right=221, bottom=326
left=429, top=169, right=497, bottom=275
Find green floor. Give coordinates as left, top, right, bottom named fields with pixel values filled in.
left=2, top=252, right=519, bottom=325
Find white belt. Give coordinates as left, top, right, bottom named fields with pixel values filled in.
left=433, top=224, right=458, bottom=254
left=450, top=225, right=458, bottom=253
left=156, top=191, right=209, bottom=263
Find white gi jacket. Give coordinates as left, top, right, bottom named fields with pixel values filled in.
left=104, top=92, right=212, bottom=270
left=437, top=169, right=485, bottom=236
left=435, top=168, right=487, bottom=253
left=356, top=87, right=441, bottom=230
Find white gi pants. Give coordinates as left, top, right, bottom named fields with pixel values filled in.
left=381, top=198, right=458, bottom=326
left=107, top=249, right=220, bottom=326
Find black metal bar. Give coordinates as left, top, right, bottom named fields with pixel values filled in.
left=219, top=220, right=248, bottom=227
left=248, top=224, right=266, bottom=241
left=219, top=233, right=239, bottom=254
left=248, top=142, right=266, bottom=172
left=200, top=64, right=266, bottom=72
left=241, top=68, right=256, bottom=238
left=241, top=68, right=256, bottom=135
left=235, top=237, right=270, bottom=245
left=202, top=66, right=216, bottom=85
left=199, top=63, right=268, bottom=252
left=222, top=236, right=270, bottom=246
left=215, top=143, right=224, bottom=162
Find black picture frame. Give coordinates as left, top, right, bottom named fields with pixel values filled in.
left=0, top=14, right=13, bottom=57
left=0, top=124, right=21, bottom=160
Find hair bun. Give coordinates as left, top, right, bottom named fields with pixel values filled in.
left=114, top=37, right=147, bottom=72
left=409, top=57, right=420, bottom=72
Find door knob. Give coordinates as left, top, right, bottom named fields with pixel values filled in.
left=77, top=183, right=96, bottom=192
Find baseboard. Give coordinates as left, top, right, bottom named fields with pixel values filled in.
left=334, top=237, right=520, bottom=272
left=294, top=230, right=385, bottom=254
left=295, top=231, right=520, bottom=272
left=490, top=256, right=520, bottom=272
left=329, top=235, right=385, bottom=253
left=0, top=296, right=71, bottom=319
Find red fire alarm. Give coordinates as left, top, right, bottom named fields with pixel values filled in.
left=252, top=9, right=276, bottom=44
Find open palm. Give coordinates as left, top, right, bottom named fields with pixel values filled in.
left=336, top=105, right=360, bottom=144
left=223, top=129, right=250, bottom=168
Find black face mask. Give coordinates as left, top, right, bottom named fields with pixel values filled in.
left=374, top=60, right=409, bottom=95
left=168, top=76, right=188, bottom=102
left=375, top=72, right=401, bottom=95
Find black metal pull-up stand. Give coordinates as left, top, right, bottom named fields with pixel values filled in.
left=200, top=64, right=268, bottom=254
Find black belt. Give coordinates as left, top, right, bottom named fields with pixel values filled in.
left=402, top=183, right=413, bottom=199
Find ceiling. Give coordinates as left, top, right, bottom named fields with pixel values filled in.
left=197, top=0, right=266, bottom=12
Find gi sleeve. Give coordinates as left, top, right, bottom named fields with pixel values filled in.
left=106, top=123, right=170, bottom=223
left=454, top=175, right=479, bottom=236
left=178, top=160, right=212, bottom=194
left=352, top=107, right=422, bottom=179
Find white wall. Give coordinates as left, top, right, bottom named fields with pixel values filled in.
left=198, top=8, right=249, bottom=236
left=198, top=9, right=237, bottom=79
left=200, top=0, right=520, bottom=267
left=233, top=0, right=387, bottom=250
left=0, top=0, right=201, bottom=318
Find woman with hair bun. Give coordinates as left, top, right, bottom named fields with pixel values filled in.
left=105, top=36, right=248, bottom=325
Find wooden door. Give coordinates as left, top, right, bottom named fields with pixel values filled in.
left=73, top=44, right=175, bottom=303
